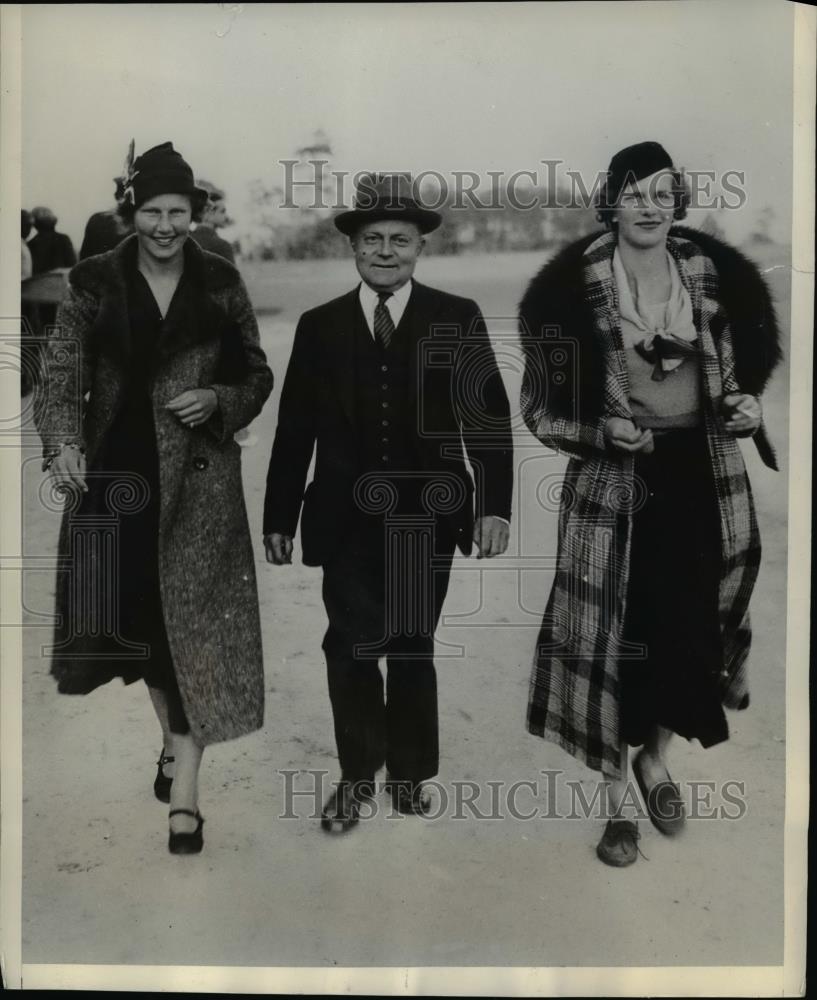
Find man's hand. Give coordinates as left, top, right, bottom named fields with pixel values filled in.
left=264, top=533, right=293, bottom=565
left=605, top=417, right=655, bottom=454
left=166, top=388, right=219, bottom=428
left=722, top=394, right=762, bottom=437
left=49, top=445, right=87, bottom=493
left=473, top=515, right=509, bottom=559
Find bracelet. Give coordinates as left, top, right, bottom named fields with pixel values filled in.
left=42, top=442, right=85, bottom=471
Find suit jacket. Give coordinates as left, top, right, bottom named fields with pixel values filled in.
left=264, top=280, right=513, bottom=566
left=79, top=211, right=132, bottom=260
left=29, top=229, right=77, bottom=274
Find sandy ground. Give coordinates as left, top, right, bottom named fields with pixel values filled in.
left=21, top=248, right=791, bottom=969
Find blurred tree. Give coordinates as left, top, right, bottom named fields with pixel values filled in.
left=699, top=211, right=727, bottom=241
left=748, top=206, right=775, bottom=245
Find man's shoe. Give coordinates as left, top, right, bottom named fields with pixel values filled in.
left=387, top=778, right=432, bottom=816
left=320, top=778, right=374, bottom=833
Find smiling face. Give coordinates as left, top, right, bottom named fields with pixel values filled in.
left=612, top=169, right=676, bottom=251
left=134, top=193, right=193, bottom=264
left=352, top=219, right=424, bottom=292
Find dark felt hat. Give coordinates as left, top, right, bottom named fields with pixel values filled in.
left=334, top=173, right=442, bottom=236
left=115, top=141, right=208, bottom=210
left=600, top=141, right=676, bottom=208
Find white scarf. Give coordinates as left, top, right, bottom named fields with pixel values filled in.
left=613, top=248, right=698, bottom=381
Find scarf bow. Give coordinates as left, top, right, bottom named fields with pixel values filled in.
left=613, top=248, right=699, bottom=381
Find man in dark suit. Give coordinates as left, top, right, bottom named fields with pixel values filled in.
left=79, top=209, right=133, bottom=260
left=28, top=206, right=77, bottom=274
left=264, top=174, right=513, bottom=833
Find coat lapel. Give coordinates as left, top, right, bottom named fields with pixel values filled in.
left=72, top=234, right=239, bottom=373
left=328, top=288, right=360, bottom=425
left=405, top=281, right=443, bottom=432
left=581, top=234, right=633, bottom=420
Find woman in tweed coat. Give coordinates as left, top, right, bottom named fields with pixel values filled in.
left=38, top=142, right=273, bottom=854
left=520, top=142, right=781, bottom=866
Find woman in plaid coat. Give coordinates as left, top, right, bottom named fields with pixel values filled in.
left=519, top=142, right=781, bottom=866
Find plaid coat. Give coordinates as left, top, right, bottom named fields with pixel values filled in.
left=520, top=227, right=781, bottom=778
left=36, top=236, right=274, bottom=745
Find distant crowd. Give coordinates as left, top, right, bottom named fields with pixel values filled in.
left=21, top=178, right=236, bottom=280
left=21, top=179, right=237, bottom=397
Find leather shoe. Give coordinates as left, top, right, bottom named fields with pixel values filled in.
left=320, top=778, right=374, bottom=833
left=168, top=809, right=204, bottom=855
left=386, top=778, right=432, bottom=816
left=596, top=819, right=641, bottom=867
left=633, top=750, right=685, bottom=836
left=154, top=748, right=174, bottom=804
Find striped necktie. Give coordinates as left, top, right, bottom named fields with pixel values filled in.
left=373, top=292, right=395, bottom=351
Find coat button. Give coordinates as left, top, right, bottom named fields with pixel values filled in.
left=193, top=456, right=209, bottom=471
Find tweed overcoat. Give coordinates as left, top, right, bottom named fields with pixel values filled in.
left=519, top=227, right=781, bottom=778
left=37, top=235, right=274, bottom=745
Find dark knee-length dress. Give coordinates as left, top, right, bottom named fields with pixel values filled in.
left=54, top=259, right=189, bottom=732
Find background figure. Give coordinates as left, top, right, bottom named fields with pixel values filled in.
left=28, top=205, right=77, bottom=274
left=20, top=209, right=37, bottom=398
left=520, top=142, right=781, bottom=868
left=21, top=209, right=33, bottom=279
left=79, top=208, right=134, bottom=259
left=264, top=174, right=513, bottom=833
left=191, top=179, right=236, bottom=264
left=36, top=141, right=273, bottom=856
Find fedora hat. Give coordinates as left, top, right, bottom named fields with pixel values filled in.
left=334, top=172, right=442, bottom=236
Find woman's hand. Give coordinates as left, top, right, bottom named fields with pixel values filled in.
left=722, top=394, right=762, bottom=436
left=605, top=417, right=655, bottom=454
left=166, top=388, right=219, bottom=428
left=50, top=445, right=88, bottom=493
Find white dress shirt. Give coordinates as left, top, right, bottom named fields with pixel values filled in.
left=358, top=279, right=413, bottom=337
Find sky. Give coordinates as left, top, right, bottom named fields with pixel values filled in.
left=20, top=1, right=795, bottom=248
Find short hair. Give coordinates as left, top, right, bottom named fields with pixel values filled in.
left=116, top=191, right=206, bottom=225
left=595, top=170, right=690, bottom=229
left=21, top=210, right=32, bottom=240
left=31, top=206, right=57, bottom=229
left=197, top=178, right=226, bottom=203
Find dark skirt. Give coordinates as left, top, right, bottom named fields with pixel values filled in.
left=619, top=428, right=728, bottom=748
left=52, top=400, right=189, bottom=734
left=50, top=261, right=189, bottom=733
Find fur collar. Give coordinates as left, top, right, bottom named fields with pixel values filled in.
left=68, top=234, right=241, bottom=368
left=519, top=225, right=782, bottom=421
left=69, top=233, right=240, bottom=297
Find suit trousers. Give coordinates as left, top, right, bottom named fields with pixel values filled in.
left=321, top=505, right=456, bottom=783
